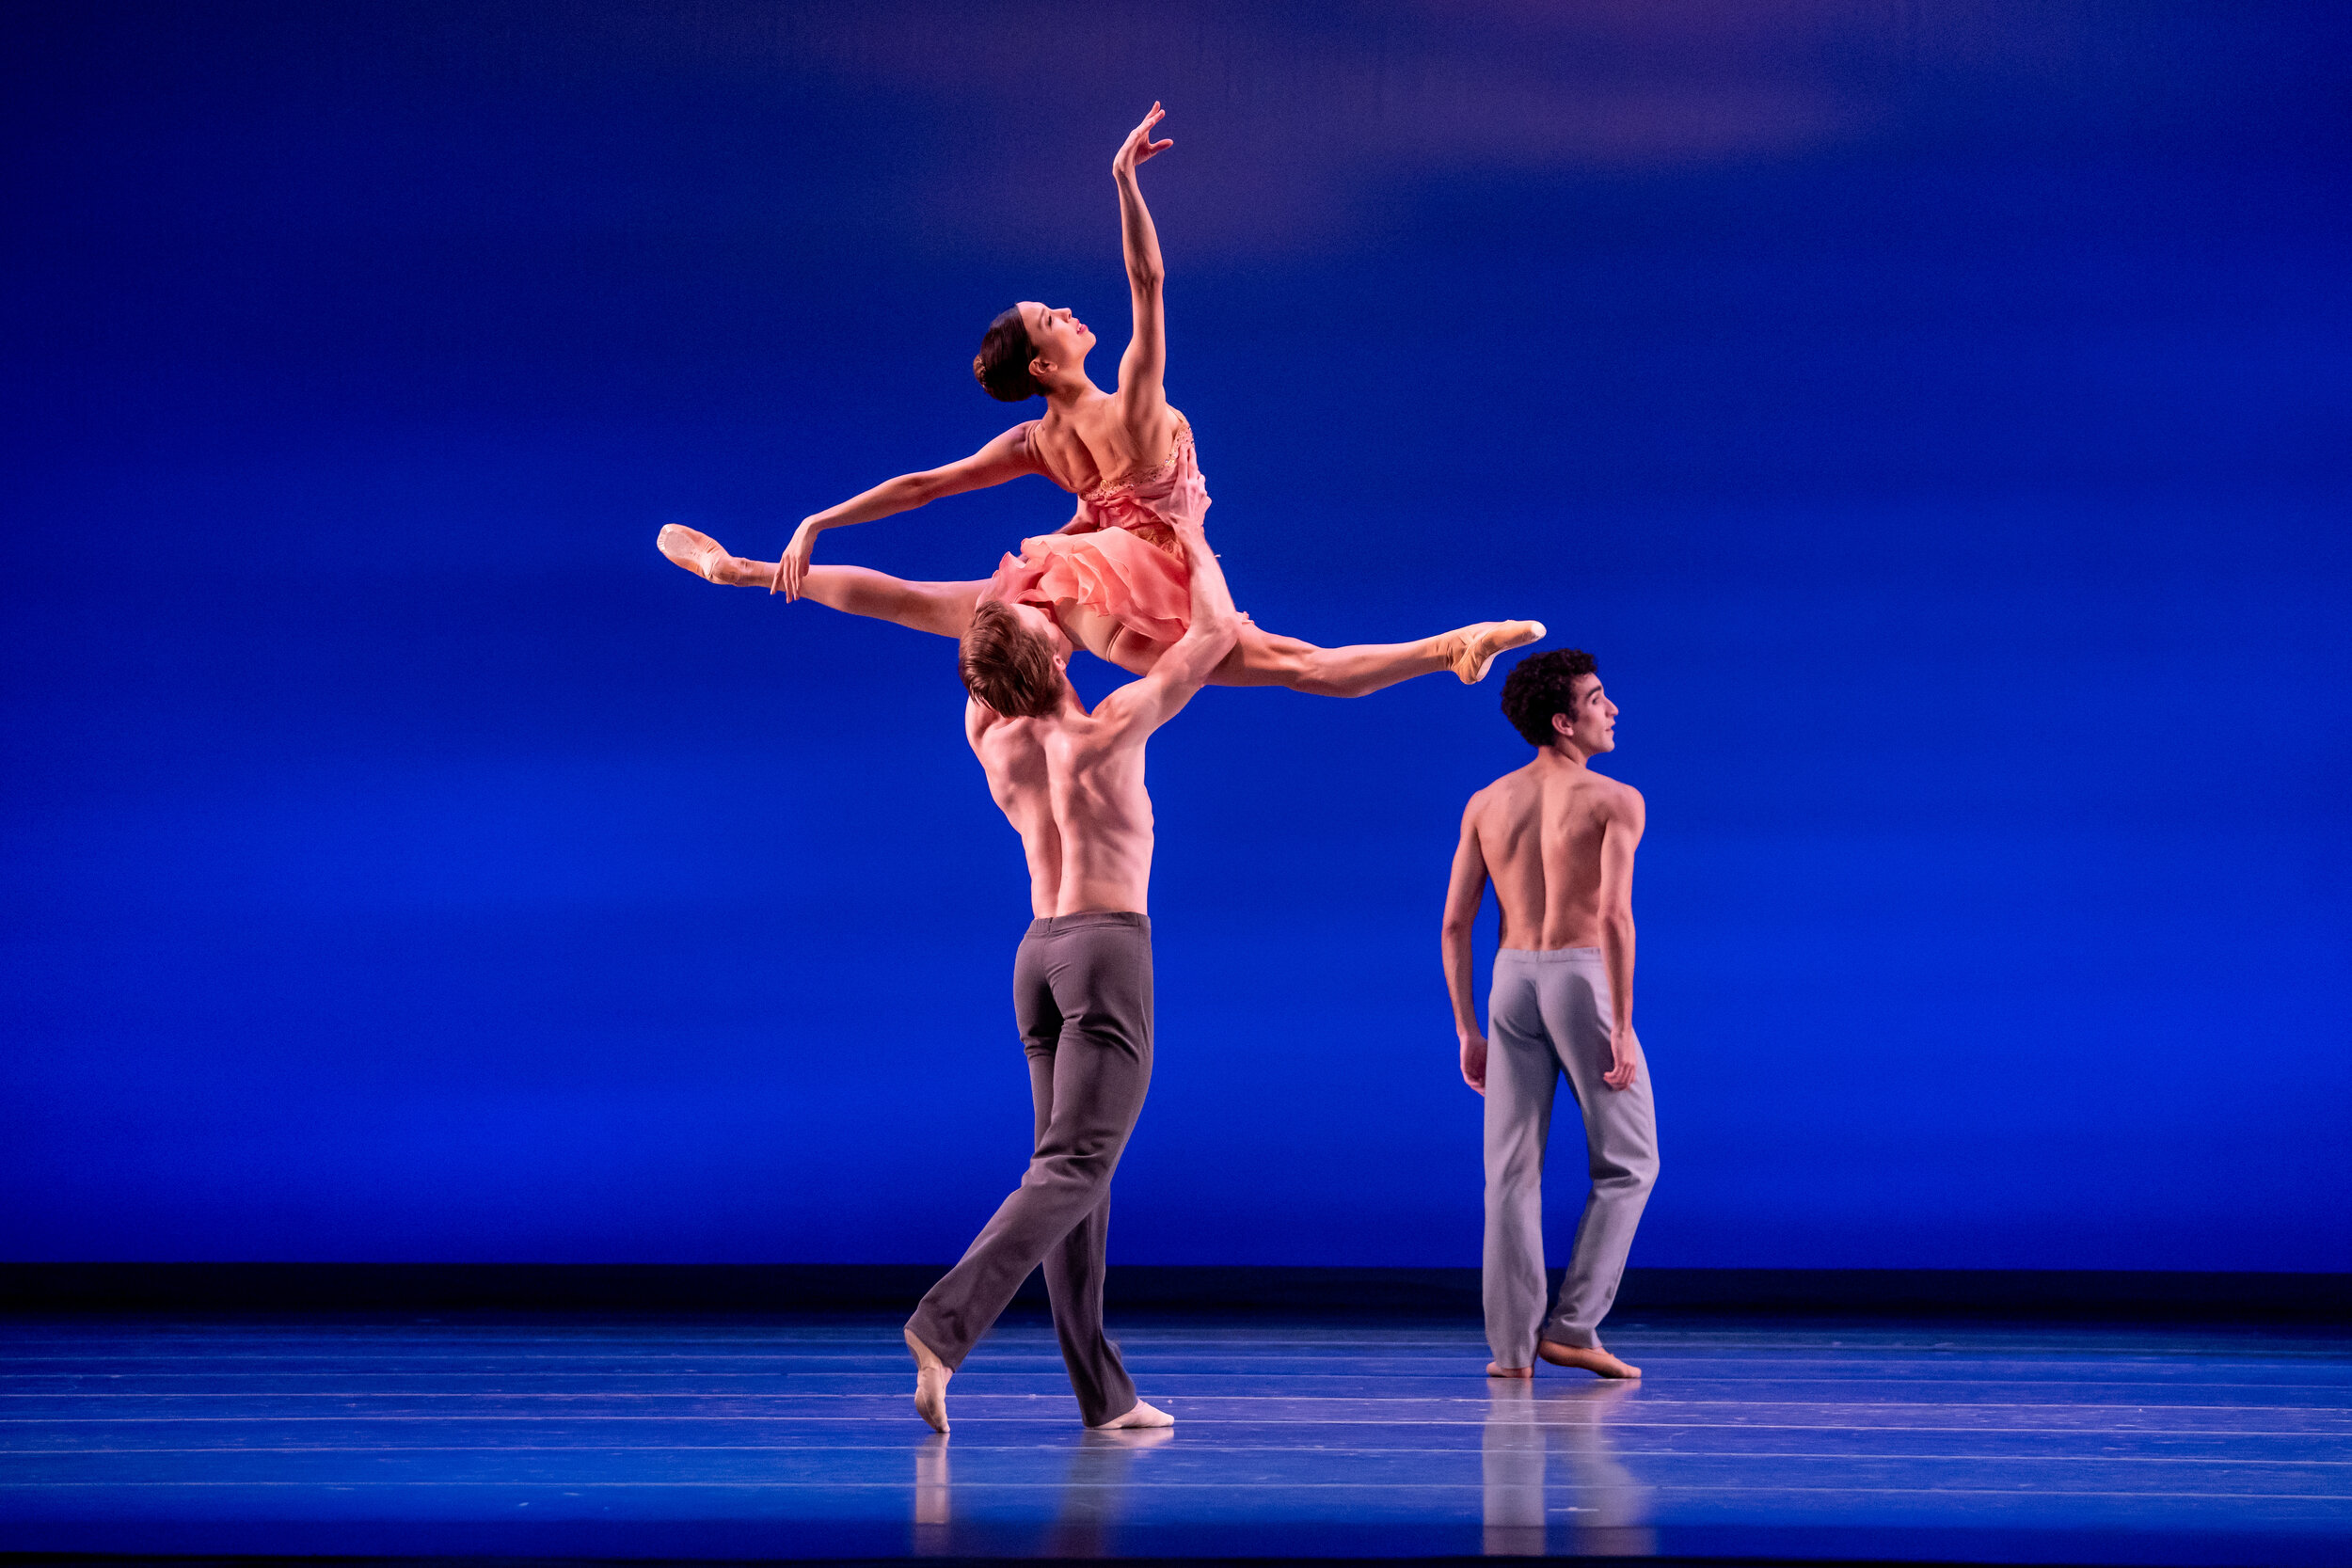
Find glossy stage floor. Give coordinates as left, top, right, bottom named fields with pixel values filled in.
left=3, top=1308, right=2349, bottom=1566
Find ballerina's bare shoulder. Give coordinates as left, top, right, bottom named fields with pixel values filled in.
left=1027, top=404, right=1192, bottom=496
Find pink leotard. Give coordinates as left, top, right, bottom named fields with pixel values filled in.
left=983, top=416, right=1208, bottom=645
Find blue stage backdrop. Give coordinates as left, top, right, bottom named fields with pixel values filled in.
left=3, top=1, right=2345, bottom=1272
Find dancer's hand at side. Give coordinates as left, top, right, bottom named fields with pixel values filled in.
left=1112, top=102, right=1171, bottom=180
left=1460, top=1029, right=1487, bottom=1096
left=773, top=517, right=822, bottom=598
left=1603, top=1025, right=1639, bottom=1091
left=1440, top=807, right=1493, bottom=1098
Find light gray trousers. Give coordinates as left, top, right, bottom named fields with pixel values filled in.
left=1484, top=946, right=1660, bottom=1366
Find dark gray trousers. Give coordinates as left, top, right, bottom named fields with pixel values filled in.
left=907, top=911, right=1152, bottom=1427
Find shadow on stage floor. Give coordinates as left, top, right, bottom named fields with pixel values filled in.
left=1, top=1283, right=2347, bottom=1566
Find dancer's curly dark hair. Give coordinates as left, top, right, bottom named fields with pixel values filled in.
left=1499, top=648, right=1598, bottom=747
left=960, top=599, right=1062, bottom=718
left=973, top=307, right=1039, bottom=402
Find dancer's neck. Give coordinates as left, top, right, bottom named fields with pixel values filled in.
left=1039, top=376, right=1104, bottom=412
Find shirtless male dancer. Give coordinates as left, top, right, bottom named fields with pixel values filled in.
left=1443, top=649, right=1659, bottom=1381
left=899, top=495, right=1241, bottom=1434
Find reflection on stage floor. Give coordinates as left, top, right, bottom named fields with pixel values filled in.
left=2, top=1312, right=2347, bottom=1563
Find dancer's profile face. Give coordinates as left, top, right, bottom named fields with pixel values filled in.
left=1020, top=301, right=1093, bottom=377
left=1556, top=674, right=1618, bottom=753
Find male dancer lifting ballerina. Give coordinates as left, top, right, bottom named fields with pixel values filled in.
left=899, top=484, right=1241, bottom=1433
left=1444, top=650, right=1659, bottom=1381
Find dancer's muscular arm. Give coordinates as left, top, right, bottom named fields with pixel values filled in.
left=1110, top=103, right=1172, bottom=422
left=773, top=423, right=1041, bottom=599
left=1092, top=523, right=1236, bottom=737
left=1441, top=805, right=1493, bottom=1095
left=1597, top=787, right=1645, bottom=1091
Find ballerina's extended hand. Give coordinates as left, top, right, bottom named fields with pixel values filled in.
left=1113, top=102, right=1173, bottom=178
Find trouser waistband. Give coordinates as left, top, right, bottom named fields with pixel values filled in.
left=1025, top=911, right=1151, bottom=937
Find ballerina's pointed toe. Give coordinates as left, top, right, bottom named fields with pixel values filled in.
left=656, top=524, right=732, bottom=583
left=1453, top=620, right=1548, bottom=684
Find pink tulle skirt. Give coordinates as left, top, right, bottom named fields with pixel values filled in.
left=984, top=527, right=1191, bottom=645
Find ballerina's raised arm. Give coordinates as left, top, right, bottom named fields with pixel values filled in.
left=1110, top=103, right=1173, bottom=436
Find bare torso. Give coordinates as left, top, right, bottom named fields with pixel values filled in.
left=968, top=697, right=1157, bottom=917
left=1468, top=753, right=1642, bottom=950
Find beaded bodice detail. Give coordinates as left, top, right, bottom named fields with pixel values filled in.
left=1059, top=418, right=1204, bottom=563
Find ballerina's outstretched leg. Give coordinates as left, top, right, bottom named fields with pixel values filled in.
left=1086, top=616, right=1546, bottom=695
left=659, top=524, right=982, bottom=639
left=1211, top=619, right=1546, bottom=694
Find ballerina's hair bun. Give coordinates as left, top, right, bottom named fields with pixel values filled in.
left=974, top=307, right=1040, bottom=402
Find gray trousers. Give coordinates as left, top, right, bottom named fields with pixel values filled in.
left=908, top=911, right=1152, bottom=1428
left=1484, top=947, right=1660, bottom=1366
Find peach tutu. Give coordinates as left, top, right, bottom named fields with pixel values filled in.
left=984, top=419, right=1209, bottom=645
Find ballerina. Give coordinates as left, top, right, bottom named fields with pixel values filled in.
left=659, top=103, right=1544, bottom=696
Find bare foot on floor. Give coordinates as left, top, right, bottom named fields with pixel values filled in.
left=1449, top=620, right=1547, bottom=684
left=905, top=1327, right=952, bottom=1433
left=1089, top=1399, right=1174, bottom=1430
left=1537, top=1339, right=1642, bottom=1378
left=1486, top=1362, right=1534, bottom=1379
left=658, top=524, right=750, bottom=586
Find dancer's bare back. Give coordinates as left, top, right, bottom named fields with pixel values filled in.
left=972, top=523, right=1238, bottom=918
left=970, top=698, right=1156, bottom=917
left=968, top=657, right=1160, bottom=919
left=1461, top=760, right=1644, bottom=951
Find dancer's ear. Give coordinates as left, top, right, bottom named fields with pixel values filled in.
left=1028, top=354, right=1054, bottom=386
left=1551, top=711, right=1576, bottom=745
